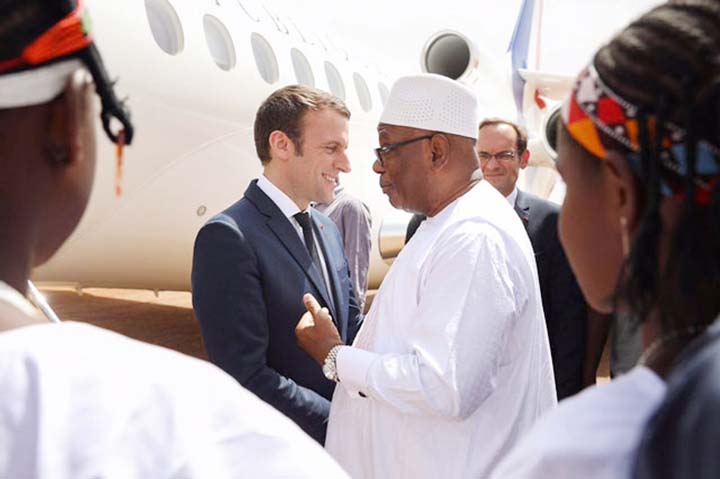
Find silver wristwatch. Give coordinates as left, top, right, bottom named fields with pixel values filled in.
left=322, top=345, right=343, bottom=382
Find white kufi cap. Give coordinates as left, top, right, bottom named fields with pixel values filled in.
left=379, top=73, right=480, bottom=140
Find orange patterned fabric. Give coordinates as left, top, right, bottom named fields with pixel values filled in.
left=561, top=64, right=720, bottom=205
left=0, top=0, right=91, bottom=74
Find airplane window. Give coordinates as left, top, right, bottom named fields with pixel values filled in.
left=378, top=82, right=390, bottom=106
left=291, top=48, right=315, bottom=87
left=250, top=33, right=279, bottom=84
left=145, top=0, right=184, bottom=55
left=324, top=61, right=345, bottom=100
left=203, top=15, right=236, bottom=71
left=353, top=73, right=372, bottom=112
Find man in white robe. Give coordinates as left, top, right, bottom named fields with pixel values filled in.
left=296, top=73, right=556, bottom=478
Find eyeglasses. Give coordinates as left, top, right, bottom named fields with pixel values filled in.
left=478, top=151, right=517, bottom=163
left=374, top=134, right=435, bottom=167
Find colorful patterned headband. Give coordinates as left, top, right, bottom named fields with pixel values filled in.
left=561, top=64, right=720, bottom=205
left=0, top=0, right=93, bottom=75
left=0, top=0, right=134, bottom=196
left=0, top=0, right=133, bottom=145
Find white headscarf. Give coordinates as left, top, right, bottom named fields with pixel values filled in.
left=0, top=59, right=83, bottom=108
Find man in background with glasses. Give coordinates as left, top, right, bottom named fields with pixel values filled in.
left=478, top=118, right=609, bottom=400
left=295, top=73, right=556, bottom=478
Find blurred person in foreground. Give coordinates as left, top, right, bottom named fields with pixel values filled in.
left=492, top=1, right=720, bottom=478
left=633, top=323, right=720, bottom=479
left=0, top=1, right=348, bottom=477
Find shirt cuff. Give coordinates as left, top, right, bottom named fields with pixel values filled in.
left=336, top=346, right=378, bottom=399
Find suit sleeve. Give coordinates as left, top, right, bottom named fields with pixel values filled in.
left=191, top=221, right=330, bottom=442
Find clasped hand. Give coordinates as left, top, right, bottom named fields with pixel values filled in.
left=295, top=294, right=343, bottom=364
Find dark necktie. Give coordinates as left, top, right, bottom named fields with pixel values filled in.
left=294, top=211, right=323, bottom=275
left=294, top=211, right=337, bottom=322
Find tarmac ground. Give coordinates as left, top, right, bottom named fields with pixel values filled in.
left=38, top=286, right=610, bottom=380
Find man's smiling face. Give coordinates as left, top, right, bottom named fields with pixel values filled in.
left=477, top=123, right=528, bottom=197
left=290, top=107, right=351, bottom=206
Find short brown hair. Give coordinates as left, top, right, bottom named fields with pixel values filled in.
left=478, top=118, right=528, bottom=155
left=254, top=85, right=351, bottom=165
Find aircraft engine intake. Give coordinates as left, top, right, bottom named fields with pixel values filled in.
left=539, top=102, right=562, bottom=162
left=420, top=30, right=482, bottom=84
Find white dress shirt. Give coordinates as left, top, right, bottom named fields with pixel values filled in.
left=491, top=366, right=665, bottom=479
left=506, top=186, right=519, bottom=206
left=257, top=174, right=334, bottom=307
left=0, top=282, right=348, bottom=478
left=326, top=181, right=557, bottom=478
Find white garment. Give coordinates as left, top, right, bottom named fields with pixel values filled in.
left=0, top=282, right=44, bottom=331
left=506, top=186, right=518, bottom=206
left=491, top=366, right=666, bottom=479
left=326, top=181, right=556, bottom=478
left=257, top=174, right=334, bottom=306
left=0, top=60, right=83, bottom=108
left=0, top=282, right=348, bottom=479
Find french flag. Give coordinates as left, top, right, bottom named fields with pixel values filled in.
left=507, top=0, right=539, bottom=122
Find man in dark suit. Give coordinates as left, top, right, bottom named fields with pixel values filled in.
left=477, top=118, right=606, bottom=400
left=191, top=85, right=363, bottom=443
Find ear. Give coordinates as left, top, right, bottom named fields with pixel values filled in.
left=603, top=150, right=639, bottom=230
left=519, top=150, right=530, bottom=169
left=429, top=134, right=451, bottom=171
left=45, top=69, right=94, bottom=169
left=31, top=70, right=96, bottom=267
left=268, top=130, right=296, bottom=162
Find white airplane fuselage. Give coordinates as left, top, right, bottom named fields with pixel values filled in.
left=33, top=0, right=563, bottom=292
left=35, top=0, right=402, bottom=291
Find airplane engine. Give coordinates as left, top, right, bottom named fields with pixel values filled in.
left=539, top=102, right=562, bottom=161
left=420, top=30, right=518, bottom=127
left=419, top=30, right=567, bottom=203
left=419, top=30, right=485, bottom=84
left=518, top=102, right=565, bottom=202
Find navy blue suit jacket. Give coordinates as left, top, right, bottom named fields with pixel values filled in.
left=191, top=180, right=363, bottom=443
left=514, top=189, right=588, bottom=400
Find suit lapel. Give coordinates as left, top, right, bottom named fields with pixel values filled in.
left=514, top=189, right=531, bottom=229
left=312, top=215, right=346, bottom=338
left=244, top=181, right=334, bottom=310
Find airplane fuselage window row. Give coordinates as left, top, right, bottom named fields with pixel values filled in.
left=144, top=0, right=388, bottom=112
